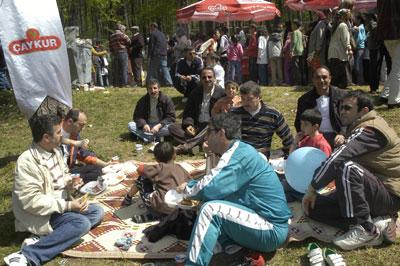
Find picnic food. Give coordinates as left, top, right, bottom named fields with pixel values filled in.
left=180, top=199, right=199, bottom=207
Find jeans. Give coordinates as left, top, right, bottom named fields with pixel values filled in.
left=111, top=51, right=128, bottom=87
left=354, top=48, right=365, bottom=85
left=128, top=121, right=170, bottom=142
left=0, top=68, right=11, bottom=89
left=257, top=64, right=268, bottom=86
left=227, top=60, right=242, bottom=84
left=147, top=56, right=173, bottom=86
left=22, top=204, right=104, bottom=266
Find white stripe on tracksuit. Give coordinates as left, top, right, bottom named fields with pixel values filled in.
left=342, top=161, right=365, bottom=218
left=313, top=128, right=365, bottom=183
left=189, top=201, right=274, bottom=264
left=184, top=141, right=239, bottom=197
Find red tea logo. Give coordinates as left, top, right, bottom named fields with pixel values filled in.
left=8, top=28, right=62, bottom=55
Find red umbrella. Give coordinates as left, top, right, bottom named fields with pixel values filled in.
left=176, top=0, right=280, bottom=23
left=285, top=0, right=376, bottom=11
left=353, top=0, right=376, bottom=11
left=285, top=0, right=340, bottom=11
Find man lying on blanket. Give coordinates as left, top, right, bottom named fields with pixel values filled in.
left=176, top=112, right=291, bottom=266
left=303, top=90, right=400, bottom=250
left=4, top=114, right=104, bottom=266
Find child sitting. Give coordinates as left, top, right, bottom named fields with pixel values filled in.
left=211, top=80, right=242, bottom=117
left=123, top=142, right=190, bottom=222
left=290, top=108, right=332, bottom=157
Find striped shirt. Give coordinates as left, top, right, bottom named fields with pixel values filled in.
left=231, top=103, right=294, bottom=158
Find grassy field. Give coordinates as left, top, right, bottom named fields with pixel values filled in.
left=1, top=85, right=400, bottom=266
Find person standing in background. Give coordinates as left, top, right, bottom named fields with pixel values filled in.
left=109, top=23, right=131, bottom=87
left=377, top=0, right=400, bottom=108
left=130, top=26, right=145, bottom=87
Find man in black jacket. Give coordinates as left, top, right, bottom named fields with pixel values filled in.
left=146, top=22, right=173, bottom=86
left=169, top=67, right=225, bottom=154
left=174, top=46, right=203, bottom=98
left=295, top=66, right=347, bottom=148
left=128, top=78, right=175, bottom=142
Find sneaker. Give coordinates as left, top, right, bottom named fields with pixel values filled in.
left=3, top=252, right=28, bottom=266
left=333, top=224, right=383, bottom=250
left=21, top=235, right=40, bottom=249
left=373, top=216, right=397, bottom=243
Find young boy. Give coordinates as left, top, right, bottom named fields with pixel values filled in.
left=290, top=108, right=332, bottom=157
left=123, top=142, right=190, bottom=222
left=211, top=80, right=242, bottom=117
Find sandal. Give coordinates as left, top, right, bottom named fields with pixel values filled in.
left=307, top=242, right=325, bottom=266
left=322, top=248, right=346, bottom=266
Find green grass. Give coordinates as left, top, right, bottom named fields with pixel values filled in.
left=1, top=85, right=399, bottom=265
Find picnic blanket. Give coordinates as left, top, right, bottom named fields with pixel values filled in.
left=62, top=160, right=206, bottom=259
left=62, top=159, right=400, bottom=259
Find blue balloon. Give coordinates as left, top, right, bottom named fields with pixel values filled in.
left=284, top=147, right=327, bottom=193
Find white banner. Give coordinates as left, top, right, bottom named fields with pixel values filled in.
left=0, top=0, right=71, bottom=119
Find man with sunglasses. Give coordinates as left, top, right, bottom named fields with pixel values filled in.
left=174, top=46, right=203, bottom=99
left=177, top=113, right=290, bottom=266
left=303, top=90, right=400, bottom=250
left=169, top=67, right=224, bottom=155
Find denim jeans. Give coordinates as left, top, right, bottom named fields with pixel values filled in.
left=147, top=56, right=173, bottom=86
left=111, top=51, right=128, bottom=87
left=354, top=48, right=365, bottom=85
left=228, top=60, right=242, bottom=84
left=22, top=204, right=104, bottom=266
left=128, top=121, right=170, bottom=142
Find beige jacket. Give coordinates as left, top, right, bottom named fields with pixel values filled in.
left=12, top=143, right=72, bottom=235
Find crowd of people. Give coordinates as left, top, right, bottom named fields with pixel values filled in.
left=3, top=1, right=400, bottom=266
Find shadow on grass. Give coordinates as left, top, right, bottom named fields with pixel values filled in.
left=0, top=155, right=19, bottom=168
left=119, top=132, right=135, bottom=142
left=0, top=211, right=29, bottom=247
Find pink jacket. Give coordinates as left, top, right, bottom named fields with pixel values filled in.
left=227, top=43, right=243, bottom=61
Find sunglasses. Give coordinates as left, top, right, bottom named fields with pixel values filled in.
left=340, top=104, right=353, bottom=111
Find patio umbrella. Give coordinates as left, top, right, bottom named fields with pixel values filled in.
left=176, top=0, right=280, bottom=23
left=285, top=0, right=376, bottom=11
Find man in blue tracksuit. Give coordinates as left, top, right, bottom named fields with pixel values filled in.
left=177, top=113, right=291, bottom=266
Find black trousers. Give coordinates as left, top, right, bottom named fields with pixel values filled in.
left=330, top=58, right=350, bottom=89
left=308, top=161, right=400, bottom=231
left=168, top=122, right=208, bottom=149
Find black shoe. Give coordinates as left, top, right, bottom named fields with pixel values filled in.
left=388, top=103, right=400, bottom=109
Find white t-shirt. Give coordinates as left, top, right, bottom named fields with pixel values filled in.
left=61, top=128, right=70, bottom=165
left=213, top=64, right=225, bottom=88
left=257, top=35, right=269, bottom=64
left=316, top=95, right=335, bottom=133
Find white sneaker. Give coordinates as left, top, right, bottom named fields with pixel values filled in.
left=3, top=252, right=28, bottom=266
left=373, top=216, right=397, bottom=244
left=21, top=235, right=40, bottom=249
left=333, top=224, right=383, bottom=250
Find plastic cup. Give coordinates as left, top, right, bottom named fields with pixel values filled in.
left=174, top=254, right=186, bottom=266
left=135, top=144, right=143, bottom=155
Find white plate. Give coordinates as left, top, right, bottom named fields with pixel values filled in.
left=269, top=158, right=286, bottom=175
left=102, top=172, right=126, bottom=186
left=79, top=181, right=107, bottom=195
left=164, top=189, right=198, bottom=210
left=102, top=163, right=123, bottom=174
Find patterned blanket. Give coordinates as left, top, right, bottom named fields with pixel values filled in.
left=62, top=159, right=400, bottom=259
